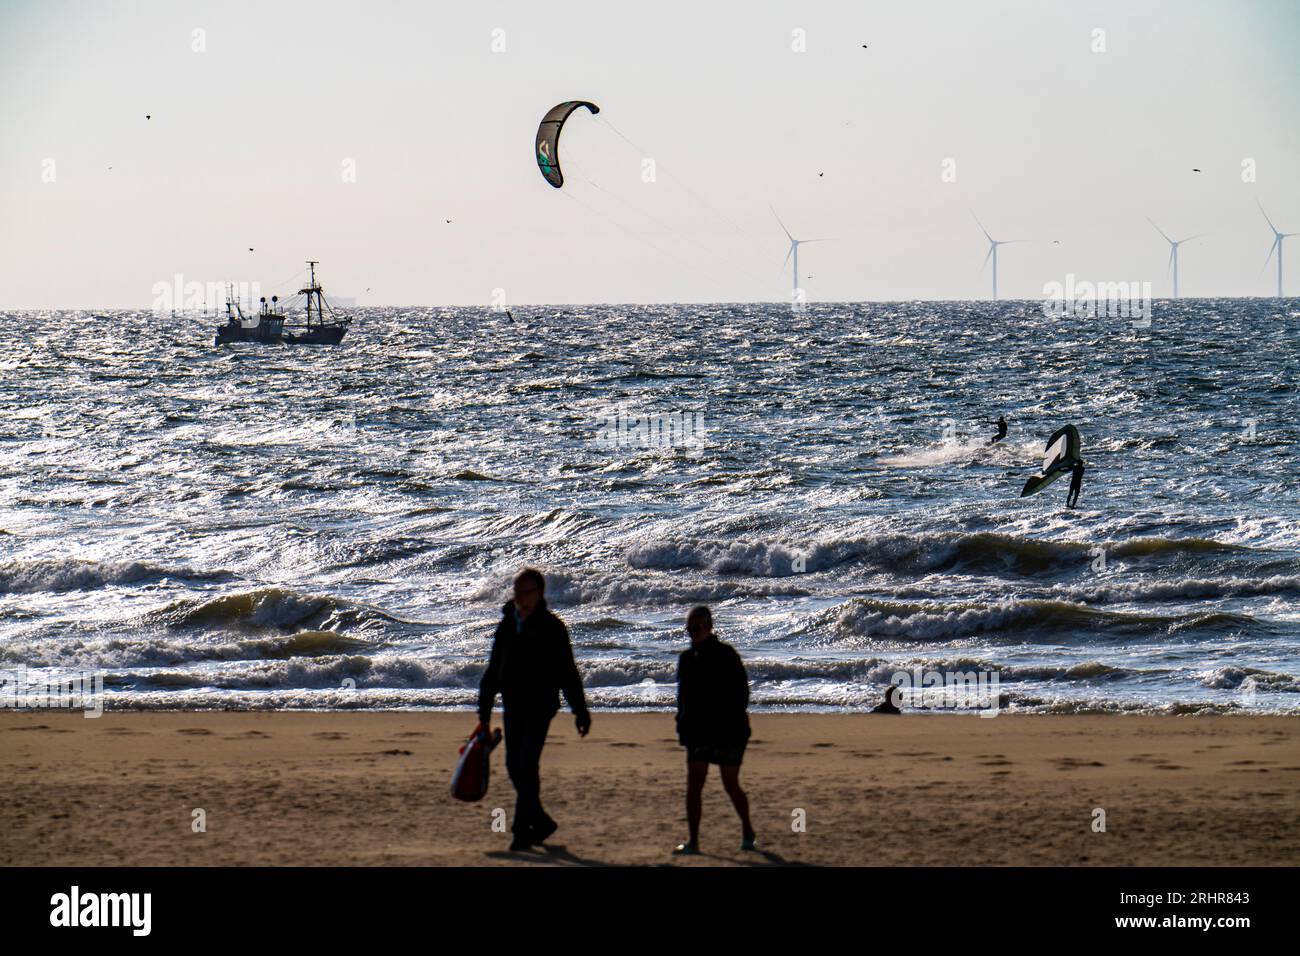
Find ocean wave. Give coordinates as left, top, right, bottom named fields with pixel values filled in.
left=0, top=557, right=232, bottom=594
left=143, top=587, right=400, bottom=634
left=468, top=568, right=811, bottom=607
left=99, top=655, right=484, bottom=692
left=825, top=597, right=1262, bottom=643
left=1060, top=574, right=1300, bottom=604
left=0, top=629, right=376, bottom=669
left=624, top=532, right=1251, bottom=579
left=1197, top=666, right=1300, bottom=692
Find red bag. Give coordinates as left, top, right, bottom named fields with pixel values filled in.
left=451, top=723, right=503, bottom=802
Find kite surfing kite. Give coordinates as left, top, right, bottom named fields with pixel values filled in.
left=1020, top=424, right=1085, bottom=505
left=535, top=100, right=600, bottom=188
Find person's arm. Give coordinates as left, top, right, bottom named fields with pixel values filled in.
left=556, top=620, right=591, bottom=734
left=675, top=655, right=687, bottom=746
left=477, top=630, right=502, bottom=725
left=729, top=647, right=750, bottom=714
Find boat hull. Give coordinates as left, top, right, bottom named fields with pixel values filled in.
left=215, top=323, right=284, bottom=345
left=283, top=326, right=347, bottom=345
left=214, top=324, right=348, bottom=345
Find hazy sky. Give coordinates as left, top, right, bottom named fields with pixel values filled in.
left=1, top=0, right=1298, bottom=307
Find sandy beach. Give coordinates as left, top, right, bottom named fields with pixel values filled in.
left=2, top=710, right=1297, bottom=867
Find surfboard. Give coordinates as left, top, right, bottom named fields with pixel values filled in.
left=1019, top=425, right=1081, bottom=497
left=450, top=724, right=503, bottom=802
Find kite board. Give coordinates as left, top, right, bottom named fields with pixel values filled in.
left=1020, top=425, right=1081, bottom=497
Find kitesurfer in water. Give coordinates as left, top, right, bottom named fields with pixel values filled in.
left=989, top=416, right=1008, bottom=444
left=1066, top=460, right=1086, bottom=508
left=871, top=684, right=902, bottom=714
left=672, top=605, right=756, bottom=856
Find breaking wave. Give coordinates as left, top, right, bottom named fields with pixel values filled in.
left=825, top=597, right=1262, bottom=643
left=0, top=557, right=232, bottom=594
left=624, top=532, right=1251, bottom=579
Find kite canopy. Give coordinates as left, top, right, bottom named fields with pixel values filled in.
left=535, top=100, right=600, bottom=188
left=1020, top=425, right=1083, bottom=498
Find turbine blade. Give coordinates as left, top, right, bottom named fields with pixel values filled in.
left=1257, top=199, right=1280, bottom=236
left=1178, top=234, right=1207, bottom=244
left=980, top=244, right=993, bottom=273
left=1262, top=236, right=1279, bottom=272
left=770, top=206, right=794, bottom=241
left=1167, top=246, right=1175, bottom=277
left=1147, top=218, right=1173, bottom=244
left=800, top=238, right=836, bottom=244
left=971, top=211, right=993, bottom=243
left=782, top=244, right=793, bottom=272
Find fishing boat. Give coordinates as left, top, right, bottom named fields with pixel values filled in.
left=215, top=260, right=352, bottom=345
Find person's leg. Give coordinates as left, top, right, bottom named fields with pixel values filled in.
left=530, top=713, right=556, bottom=837
left=719, top=764, right=755, bottom=842
left=504, top=711, right=550, bottom=838
left=685, top=760, right=707, bottom=848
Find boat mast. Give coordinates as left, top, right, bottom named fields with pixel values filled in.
left=301, top=260, right=320, bottom=331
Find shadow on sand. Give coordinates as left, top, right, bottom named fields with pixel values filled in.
left=486, top=844, right=809, bottom=867
left=690, top=848, right=811, bottom=868
left=484, top=844, right=615, bottom=867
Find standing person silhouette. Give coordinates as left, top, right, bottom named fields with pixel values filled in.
left=672, top=606, right=756, bottom=856
left=478, top=568, right=590, bottom=851
left=989, top=415, right=1008, bottom=444
left=1066, top=460, right=1086, bottom=508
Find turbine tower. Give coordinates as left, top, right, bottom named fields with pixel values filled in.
left=1147, top=219, right=1204, bottom=299
left=972, top=212, right=1027, bottom=300
left=772, top=207, right=832, bottom=303
left=1258, top=200, right=1297, bottom=298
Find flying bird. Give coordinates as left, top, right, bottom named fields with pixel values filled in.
left=1192, top=168, right=1202, bottom=173
left=145, top=114, right=151, bottom=120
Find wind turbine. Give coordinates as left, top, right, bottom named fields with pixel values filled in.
left=1258, top=200, right=1297, bottom=298
left=1147, top=219, right=1204, bottom=299
left=772, top=207, right=833, bottom=302
left=972, top=212, right=1028, bottom=300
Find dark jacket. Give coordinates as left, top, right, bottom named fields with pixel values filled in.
left=676, top=634, right=750, bottom=747
left=478, top=599, right=588, bottom=723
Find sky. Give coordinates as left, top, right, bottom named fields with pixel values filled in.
left=1, top=0, right=1298, bottom=307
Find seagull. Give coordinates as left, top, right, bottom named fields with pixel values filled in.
left=445, top=218, right=453, bottom=224
left=145, top=114, right=151, bottom=120
left=818, top=172, right=824, bottom=177
left=1192, top=168, right=1202, bottom=173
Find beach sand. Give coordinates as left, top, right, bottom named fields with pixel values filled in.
left=2, top=710, right=1297, bottom=867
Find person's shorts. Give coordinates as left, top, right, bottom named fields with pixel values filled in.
left=686, top=743, right=746, bottom=767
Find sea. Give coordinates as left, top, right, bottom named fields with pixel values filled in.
left=2, top=300, right=1297, bottom=714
